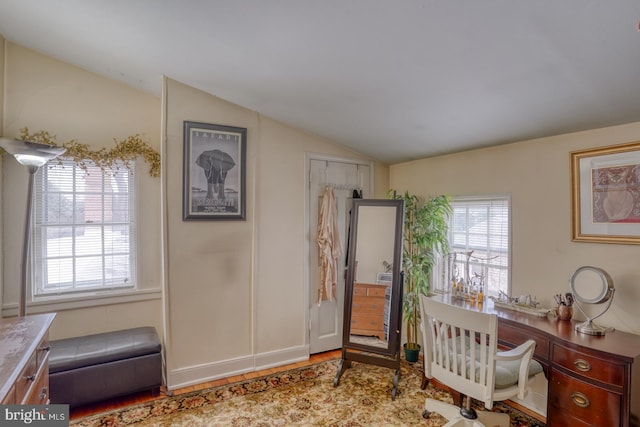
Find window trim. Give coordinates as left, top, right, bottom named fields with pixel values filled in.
left=33, top=159, right=138, bottom=297
left=1, top=158, right=162, bottom=317
left=439, top=194, right=512, bottom=297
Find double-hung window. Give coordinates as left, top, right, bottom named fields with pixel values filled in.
left=33, top=159, right=136, bottom=298
left=443, top=195, right=510, bottom=297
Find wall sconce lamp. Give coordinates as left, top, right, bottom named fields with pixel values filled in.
left=0, top=137, right=66, bottom=317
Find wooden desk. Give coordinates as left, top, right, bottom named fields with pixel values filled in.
left=0, top=313, right=55, bottom=404
left=430, top=294, right=640, bottom=427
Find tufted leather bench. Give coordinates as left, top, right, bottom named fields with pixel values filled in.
left=49, top=326, right=162, bottom=408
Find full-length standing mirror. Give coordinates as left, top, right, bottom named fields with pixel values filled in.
left=333, top=198, right=404, bottom=399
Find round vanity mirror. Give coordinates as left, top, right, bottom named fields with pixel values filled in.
left=569, top=266, right=615, bottom=336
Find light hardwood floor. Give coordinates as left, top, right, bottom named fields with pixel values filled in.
left=70, top=349, right=341, bottom=420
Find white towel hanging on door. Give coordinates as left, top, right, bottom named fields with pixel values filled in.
left=317, top=186, right=342, bottom=305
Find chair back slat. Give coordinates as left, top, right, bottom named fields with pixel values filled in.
left=420, top=295, right=499, bottom=406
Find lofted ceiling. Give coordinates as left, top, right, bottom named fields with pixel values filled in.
left=0, top=0, right=639, bottom=164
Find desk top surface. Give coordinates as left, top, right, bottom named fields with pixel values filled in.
left=429, top=294, right=640, bottom=360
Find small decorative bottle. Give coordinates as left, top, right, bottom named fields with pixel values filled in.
left=477, top=286, right=484, bottom=303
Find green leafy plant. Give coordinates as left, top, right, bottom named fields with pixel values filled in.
left=388, top=190, right=452, bottom=351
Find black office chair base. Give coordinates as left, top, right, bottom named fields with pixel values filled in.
left=460, top=407, right=478, bottom=419
left=422, top=398, right=511, bottom=426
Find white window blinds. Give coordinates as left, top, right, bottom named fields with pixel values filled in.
left=33, top=159, right=136, bottom=296
left=447, top=195, right=510, bottom=296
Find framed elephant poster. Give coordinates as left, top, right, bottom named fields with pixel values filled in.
left=183, top=121, right=247, bottom=220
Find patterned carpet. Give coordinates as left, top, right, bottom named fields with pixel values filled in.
left=71, top=359, right=545, bottom=426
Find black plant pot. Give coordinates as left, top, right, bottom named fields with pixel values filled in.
left=403, top=343, right=421, bottom=363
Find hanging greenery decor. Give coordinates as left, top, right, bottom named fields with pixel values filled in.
left=5, top=127, right=161, bottom=177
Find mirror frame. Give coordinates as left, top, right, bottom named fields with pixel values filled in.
left=569, top=265, right=616, bottom=336
left=570, top=266, right=614, bottom=304
left=341, top=198, right=404, bottom=356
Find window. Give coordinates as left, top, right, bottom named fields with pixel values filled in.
left=440, top=195, right=510, bottom=297
left=33, top=159, right=136, bottom=297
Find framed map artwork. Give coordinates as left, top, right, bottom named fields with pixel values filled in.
left=571, top=141, right=640, bottom=244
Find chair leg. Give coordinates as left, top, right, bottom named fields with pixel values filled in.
left=421, top=373, right=429, bottom=390
left=460, top=396, right=478, bottom=419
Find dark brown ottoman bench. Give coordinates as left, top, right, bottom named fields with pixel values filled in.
left=49, top=326, right=162, bottom=408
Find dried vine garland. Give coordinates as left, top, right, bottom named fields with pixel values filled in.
left=13, top=127, right=161, bottom=177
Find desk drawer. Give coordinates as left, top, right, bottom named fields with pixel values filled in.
left=549, top=369, right=621, bottom=427
left=553, top=343, right=625, bottom=387
left=498, top=321, right=549, bottom=360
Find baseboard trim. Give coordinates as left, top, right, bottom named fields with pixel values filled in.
left=167, top=355, right=255, bottom=390
left=254, top=344, right=309, bottom=371
left=166, top=345, right=310, bottom=391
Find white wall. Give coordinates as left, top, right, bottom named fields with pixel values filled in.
left=390, top=123, right=640, bottom=334
left=1, top=42, right=163, bottom=338
left=162, top=78, right=389, bottom=388
left=1, top=43, right=391, bottom=389
left=0, top=37, right=5, bottom=310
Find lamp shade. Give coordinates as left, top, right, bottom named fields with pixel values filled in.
left=1, top=136, right=66, bottom=316
left=0, top=137, right=66, bottom=167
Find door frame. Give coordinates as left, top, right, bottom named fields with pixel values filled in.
left=304, top=152, right=374, bottom=353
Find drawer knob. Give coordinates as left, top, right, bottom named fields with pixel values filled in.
left=570, top=391, right=590, bottom=408
left=573, top=358, right=591, bottom=372
left=25, top=374, right=36, bottom=382
left=39, top=345, right=51, bottom=352
left=40, top=387, right=48, bottom=400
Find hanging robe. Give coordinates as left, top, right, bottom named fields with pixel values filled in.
left=317, top=186, right=342, bottom=304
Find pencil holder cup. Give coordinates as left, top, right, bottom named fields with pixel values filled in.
left=557, top=305, right=573, bottom=321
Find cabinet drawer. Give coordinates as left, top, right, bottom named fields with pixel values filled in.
left=546, top=405, right=597, bottom=427
left=15, top=351, right=38, bottom=401
left=1, top=384, right=16, bottom=404
left=352, top=297, right=385, bottom=313
left=23, top=368, right=49, bottom=405
left=37, top=333, right=51, bottom=368
left=549, top=369, right=621, bottom=427
left=553, top=343, right=625, bottom=387
left=498, top=321, right=549, bottom=360
left=351, top=315, right=384, bottom=330
left=353, top=286, right=367, bottom=297
left=367, top=286, right=388, bottom=297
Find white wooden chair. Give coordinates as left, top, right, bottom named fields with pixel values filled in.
left=419, top=295, right=542, bottom=427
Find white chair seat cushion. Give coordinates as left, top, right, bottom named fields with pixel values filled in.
left=439, top=336, right=543, bottom=389
left=494, top=357, right=543, bottom=389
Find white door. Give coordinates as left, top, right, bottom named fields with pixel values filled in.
left=308, top=158, right=371, bottom=354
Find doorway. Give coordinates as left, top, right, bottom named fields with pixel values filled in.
left=307, top=156, right=371, bottom=354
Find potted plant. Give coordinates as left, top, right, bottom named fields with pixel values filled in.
left=388, top=190, right=452, bottom=362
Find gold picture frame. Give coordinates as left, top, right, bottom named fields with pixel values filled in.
left=571, top=141, right=640, bottom=244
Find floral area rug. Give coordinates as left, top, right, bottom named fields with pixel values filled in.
left=71, top=359, right=545, bottom=426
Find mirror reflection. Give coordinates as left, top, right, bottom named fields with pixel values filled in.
left=349, top=206, right=396, bottom=349
left=334, top=198, right=404, bottom=400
